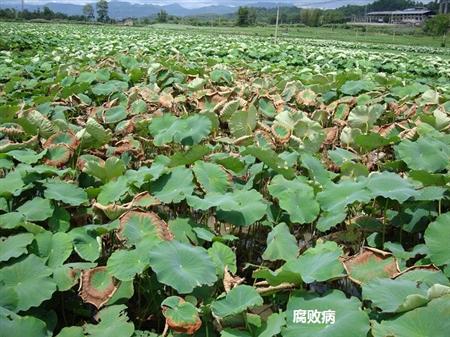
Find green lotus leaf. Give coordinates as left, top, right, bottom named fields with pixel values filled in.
left=148, top=114, right=178, bottom=146
left=0, top=171, right=25, bottom=198
left=187, top=190, right=267, bottom=226
left=187, top=77, right=206, bottom=91
left=372, top=295, right=450, bottom=337
left=317, top=180, right=371, bottom=213
left=193, top=161, right=230, bottom=194
left=395, top=267, right=450, bottom=287
left=91, top=80, right=128, bottom=96
left=211, top=285, right=263, bottom=318
left=348, top=104, right=384, bottom=131
left=148, top=240, right=217, bottom=294
left=84, top=117, right=112, bottom=147
left=0, top=212, right=26, bottom=230
left=16, top=197, right=54, bottom=222
left=242, top=146, right=296, bottom=180
left=258, top=98, right=276, bottom=118
left=341, top=80, right=376, bottom=95
left=97, top=175, right=130, bottom=205
left=44, top=180, right=88, bottom=206
left=212, top=154, right=246, bottom=174
left=395, top=137, right=449, bottom=173
left=292, top=115, right=325, bottom=153
left=284, top=241, right=345, bottom=283
left=415, top=186, right=447, bottom=201
left=257, top=312, right=286, bottom=337
left=34, top=231, right=73, bottom=267
left=253, top=265, right=302, bottom=287
left=69, top=227, right=101, bottom=262
left=107, top=249, right=148, bottom=281
left=165, top=143, right=208, bottom=166
left=221, top=329, right=252, bottom=337
left=354, top=132, right=397, bottom=152
left=104, top=106, right=127, bottom=124
left=175, top=114, right=212, bottom=146
left=210, top=68, right=233, bottom=84
left=262, top=223, right=298, bottom=262
left=366, top=172, right=418, bottom=203
left=316, top=211, right=347, bottom=232
left=7, top=149, right=46, bottom=164
left=424, top=213, right=450, bottom=266
left=56, top=326, right=84, bottom=337
left=0, top=233, right=34, bottom=262
left=268, top=175, right=319, bottom=224
left=168, top=218, right=198, bottom=244
left=0, top=254, right=56, bottom=312
left=84, top=156, right=126, bottom=183
left=84, top=305, right=134, bottom=337
left=151, top=166, right=194, bottom=203
left=229, top=105, right=257, bottom=138
left=391, top=83, right=429, bottom=98
left=362, top=278, right=429, bottom=313
left=0, top=309, right=48, bottom=337
left=300, top=153, right=337, bottom=187
left=208, top=242, right=237, bottom=277
left=328, top=148, right=358, bottom=166
left=149, top=114, right=211, bottom=146
left=282, top=290, right=370, bottom=337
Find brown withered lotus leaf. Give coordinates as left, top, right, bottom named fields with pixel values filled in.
left=166, top=315, right=202, bottom=335
left=295, top=89, right=317, bottom=107
left=0, top=135, right=39, bottom=152
left=271, top=123, right=291, bottom=144
left=323, top=126, right=339, bottom=145
left=159, top=92, right=174, bottom=109
left=43, top=131, right=79, bottom=150
left=44, top=144, right=73, bottom=167
left=0, top=123, right=25, bottom=137
left=79, top=267, right=118, bottom=309
left=118, top=211, right=174, bottom=242
left=342, top=247, right=400, bottom=285
left=254, top=130, right=276, bottom=149
left=162, top=298, right=202, bottom=335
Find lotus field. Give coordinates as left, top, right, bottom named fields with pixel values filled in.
left=0, top=22, right=450, bottom=337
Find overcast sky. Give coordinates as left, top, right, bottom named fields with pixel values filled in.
left=1, top=0, right=433, bottom=9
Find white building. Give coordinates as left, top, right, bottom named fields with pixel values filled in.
left=366, top=8, right=434, bottom=25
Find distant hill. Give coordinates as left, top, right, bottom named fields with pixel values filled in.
left=0, top=0, right=434, bottom=19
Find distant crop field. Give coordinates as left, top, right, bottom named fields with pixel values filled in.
left=0, top=22, right=449, bottom=337
left=152, top=23, right=450, bottom=52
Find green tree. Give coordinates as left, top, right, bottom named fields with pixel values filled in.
left=83, top=4, right=95, bottom=21
left=237, top=6, right=250, bottom=26
left=425, top=14, right=450, bottom=46
left=157, top=10, right=168, bottom=23
left=96, top=0, right=109, bottom=23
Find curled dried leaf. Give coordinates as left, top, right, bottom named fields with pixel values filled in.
left=223, top=266, right=245, bottom=293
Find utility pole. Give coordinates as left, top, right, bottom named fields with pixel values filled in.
left=275, top=4, right=280, bottom=43
left=21, top=0, right=24, bottom=12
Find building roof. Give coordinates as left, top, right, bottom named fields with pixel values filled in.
left=368, top=8, right=432, bottom=16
